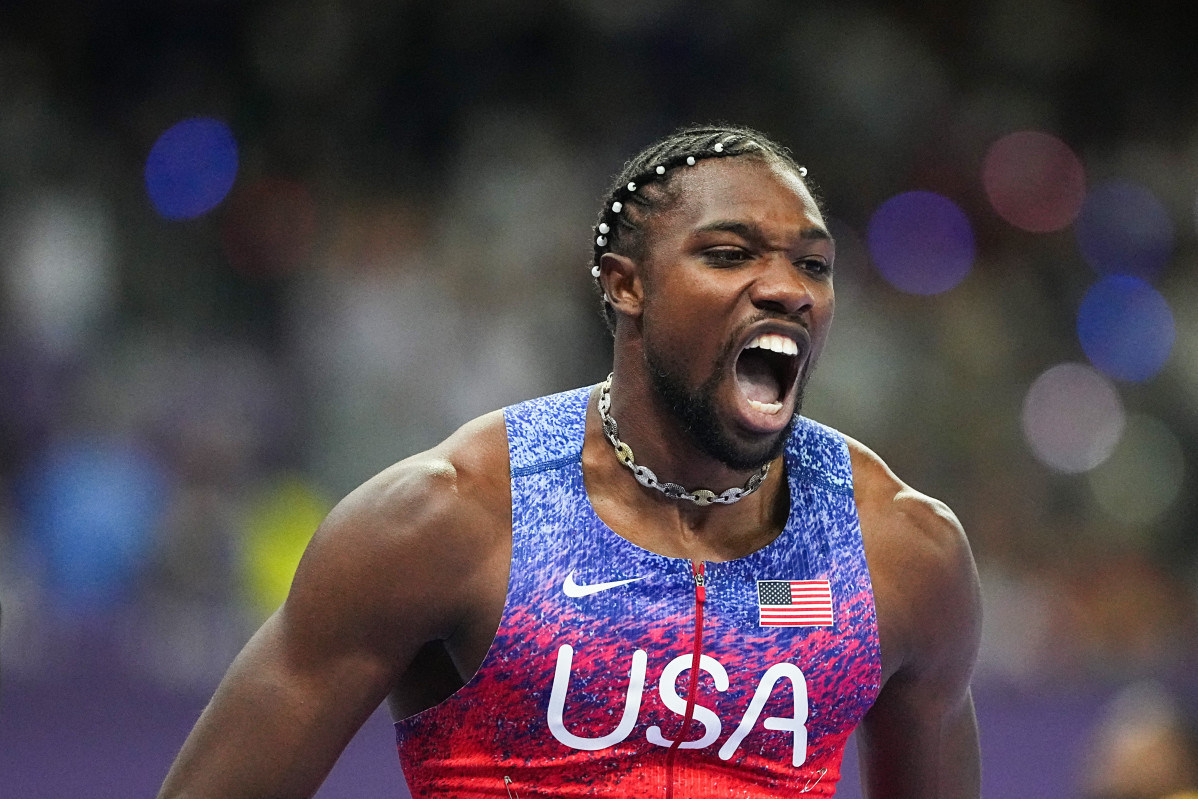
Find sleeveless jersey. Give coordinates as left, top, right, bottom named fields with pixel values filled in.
left=395, top=386, right=881, bottom=797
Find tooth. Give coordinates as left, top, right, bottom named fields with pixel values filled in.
left=748, top=398, right=783, bottom=414
left=745, top=334, right=799, bottom=355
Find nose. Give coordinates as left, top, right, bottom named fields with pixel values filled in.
left=748, top=255, right=816, bottom=316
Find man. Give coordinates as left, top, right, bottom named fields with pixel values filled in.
left=159, top=125, right=981, bottom=797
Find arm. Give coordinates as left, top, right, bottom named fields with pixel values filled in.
left=158, top=416, right=510, bottom=799
left=851, top=449, right=983, bottom=798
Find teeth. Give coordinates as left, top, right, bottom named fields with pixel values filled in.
left=746, top=333, right=798, bottom=356
left=748, top=398, right=784, bottom=414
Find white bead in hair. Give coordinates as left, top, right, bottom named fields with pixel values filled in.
left=799, top=166, right=808, bottom=177
left=627, top=182, right=636, bottom=191
left=655, top=165, right=665, bottom=174
left=591, top=265, right=601, bottom=278
left=714, top=142, right=723, bottom=152
left=686, top=156, right=696, bottom=166
left=611, top=201, right=622, bottom=213
left=596, top=235, right=608, bottom=246
left=598, top=222, right=609, bottom=234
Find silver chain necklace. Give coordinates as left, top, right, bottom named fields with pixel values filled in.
left=597, top=374, right=770, bottom=507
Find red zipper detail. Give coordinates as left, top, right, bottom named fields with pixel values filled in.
left=665, top=560, right=707, bottom=799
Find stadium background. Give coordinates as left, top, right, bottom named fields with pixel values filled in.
left=1, top=2, right=1196, bottom=796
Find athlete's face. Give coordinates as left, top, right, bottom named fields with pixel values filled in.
left=637, top=157, right=835, bottom=471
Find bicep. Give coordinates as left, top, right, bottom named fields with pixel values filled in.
left=857, top=489, right=983, bottom=798
left=856, top=673, right=980, bottom=799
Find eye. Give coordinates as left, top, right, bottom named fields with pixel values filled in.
left=705, top=247, right=752, bottom=267
left=797, top=258, right=832, bottom=276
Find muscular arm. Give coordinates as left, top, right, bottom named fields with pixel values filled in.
left=851, top=444, right=983, bottom=799
left=158, top=414, right=510, bottom=799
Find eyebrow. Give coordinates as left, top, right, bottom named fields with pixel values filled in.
left=691, top=219, right=833, bottom=245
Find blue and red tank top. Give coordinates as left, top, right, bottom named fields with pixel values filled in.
left=395, top=385, right=881, bottom=797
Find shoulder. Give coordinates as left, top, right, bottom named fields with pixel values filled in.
left=286, top=410, right=512, bottom=642
left=844, top=435, right=981, bottom=683
left=331, top=409, right=510, bottom=540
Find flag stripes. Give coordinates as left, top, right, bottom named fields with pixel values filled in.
left=757, top=580, right=834, bottom=627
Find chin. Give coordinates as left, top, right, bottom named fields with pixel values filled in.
left=648, top=352, right=802, bottom=472
left=716, top=423, right=795, bottom=472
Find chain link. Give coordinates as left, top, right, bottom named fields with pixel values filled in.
left=597, top=374, right=770, bottom=505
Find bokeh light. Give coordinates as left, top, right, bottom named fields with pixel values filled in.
left=982, top=130, right=1086, bottom=232
left=1077, top=275, right=1175, bottom=382
left=144, top=117, right=239, bottom=220
left=240, top=475, right=330, bottom=618
left=5, top=193, right=115, bottom=355
left=20, top=439, right=170, bottom=612
left=1022, top=362, right=1125, bottom=473
left=1087, top=414, right=1185, bottom=526
left=1075, top=181, right=1173, bottom=280
left=867, top=190, right=975, bottom=294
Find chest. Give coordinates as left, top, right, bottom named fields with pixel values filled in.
left=482, top=476, right=881, bottom=763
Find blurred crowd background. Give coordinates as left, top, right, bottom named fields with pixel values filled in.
left=2, top=2, right=1197, bottom=797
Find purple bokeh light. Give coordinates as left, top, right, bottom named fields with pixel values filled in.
left=144, top=117, right=239, bottom=220
left=867, top=191, right=975, bottom=294
left=1074, top=181, right=1173, bottom=280
left=1077, top=275, right=1174, bottom=382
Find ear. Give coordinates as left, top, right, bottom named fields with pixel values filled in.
left=598, top=251, right=645, bottom=319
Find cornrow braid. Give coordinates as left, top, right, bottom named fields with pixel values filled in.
left=590, top=124, right=810, bottom=331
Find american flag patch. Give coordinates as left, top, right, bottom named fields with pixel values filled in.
left=757, top=580, right=834, bottom=627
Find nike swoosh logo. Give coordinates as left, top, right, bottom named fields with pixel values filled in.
left=562, top=570, right=646, bottom=598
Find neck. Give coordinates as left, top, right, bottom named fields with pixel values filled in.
left=606, top=347, right=769, bottom=493
left=599, top=373, right=769, bottom=506
left=583, top=375, right=790, bottom=560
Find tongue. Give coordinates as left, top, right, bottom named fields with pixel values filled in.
left=736, top=351, right=782, bottom=403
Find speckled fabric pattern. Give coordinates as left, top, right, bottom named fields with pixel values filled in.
left=395, top=385, right=881, bottom=797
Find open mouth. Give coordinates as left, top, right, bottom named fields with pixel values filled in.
left=734, top=333, right=801, bottom=416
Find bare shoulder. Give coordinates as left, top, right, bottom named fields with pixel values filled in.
left=321, top=409, right=510, bottom=551
left=843, top=435, right=981, bottom=682
left=284, top=410, right=512, bottom=647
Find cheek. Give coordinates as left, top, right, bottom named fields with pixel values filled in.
left=640, top=298, right=729, bottom=377
left=643, top=282, right=722, bottom=338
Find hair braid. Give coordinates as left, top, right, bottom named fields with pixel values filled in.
left=589, top=124, right=811, bottom=331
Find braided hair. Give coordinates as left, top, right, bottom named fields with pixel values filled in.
left=590, top=124, right=812, bottom=330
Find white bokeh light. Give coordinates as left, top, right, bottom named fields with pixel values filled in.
left=5, top=192, right=115, bottom=355
left=1022, top=362, right=1125, bottom=473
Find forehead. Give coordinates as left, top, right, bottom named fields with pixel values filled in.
left=654, top=157, right=825, bottom=236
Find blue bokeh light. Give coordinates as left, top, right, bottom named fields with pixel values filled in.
left=21, top=439, right=170, bottom=612
left=1077, top=275, right=1175, bottom=382
left=1075, top=181, right=1173, bottom=280
left=144, top=117, right=239, bottom=220
left=867, top=191, right=975, bottom=295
